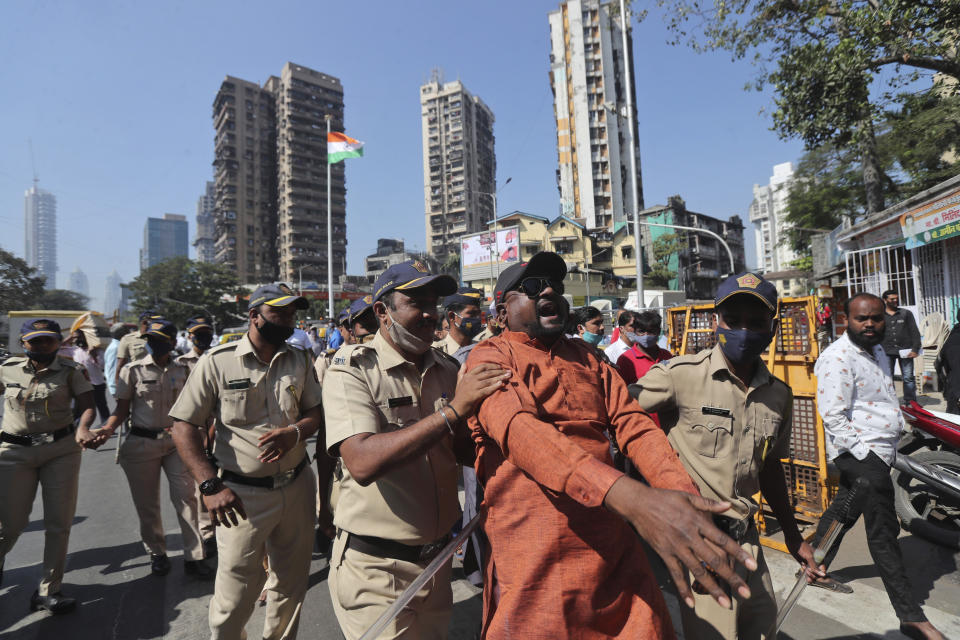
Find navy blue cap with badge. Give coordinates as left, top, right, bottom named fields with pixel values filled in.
left=20, top=319, right=63, bottom=341
left=337, top=309, right=351, bottom=326
left=493, top=251, right=567, bottom=305
left=372, top=259, right=457, bottom=302
left=349, top=295, right=374, bottom=323
left=443, top=287, right=484, bottom=310
left=144, top=319, right=178, bottom=342
left=247, top=283, right=309, bottom=311
left=714, top=272, right=778, bottom=313
left=185, top=316, right=212, bottom=333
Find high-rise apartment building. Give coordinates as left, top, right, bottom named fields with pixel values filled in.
left=194, top=181, right=216, bottom=263
left=67, top=267, right=89, bottom=299
left=104, top=270, right=122, bottom=316
left=548, top=0, right=643, bottom=231
left=420, top=72, right=496, bottom=262
left=212, top=62, right=346, bottom=285
left=24, top=183, right=57, bottom=286
left=749, top=162, right=799, bottom=273
left=140, top=213, right=189, bottom=271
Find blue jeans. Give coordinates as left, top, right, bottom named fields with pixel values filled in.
left=887, top=355, right=917, bottom=403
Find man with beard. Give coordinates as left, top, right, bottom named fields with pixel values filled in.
left=813, top=293, right=944, bottom=640
left=169, top=283, right=323, bottom=640
left=464, top=252, right=759, bottom=639
left=631, top=273, right=819, bottom=639
left=322, top=260, right=510, bottom=639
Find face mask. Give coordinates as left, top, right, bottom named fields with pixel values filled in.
left=455, top=313, right=483, bottom=339
left=256, top=313, right=295, bottom=346
left=625, top=332, right=641, bottom=344
left=145, top=339, right=174, bottom=358
left=582, top=330, right=602, bottom=346
left=192, top=332, right=214, bottom=350
left=25, top=350, right=57, bottom=365
left=386, top=310, right=433, bottom=355
left=635, top=334, right=659, bottom=349
left=716, top=327, right=774, bottom=365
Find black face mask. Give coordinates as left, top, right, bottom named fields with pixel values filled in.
left=25, top=350, right=58, bottom=365
left=192, top=332, right=214, bottom=350
left=145, top=339, right=174, bottom=358
left=256, top=313, right=295, bottom=346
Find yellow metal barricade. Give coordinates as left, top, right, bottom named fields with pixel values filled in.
left=666, top=297, right=837, bottom=550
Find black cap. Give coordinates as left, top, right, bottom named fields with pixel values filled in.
left=337, top=309, right=350, bottom=325
left=372, top=259, right=457, bottom=302
left=143, top=319, right=177, bottom=343
left=349, top=295, right=374, bottom=323
left=20, top=319, right=63, bottom=341
left=139, top=310, right=161, bottom=322
left=248, top=283, right=309, bottom=311
left=714, top=272, right=778, bottom=312
left=186, top=316, right=212, bottom=333
left=443, top=287, right=484, bottom=309
left=494, top=252, right=567, bottom=305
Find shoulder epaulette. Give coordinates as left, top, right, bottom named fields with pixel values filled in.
left=661, top=350, right=712, bottom=368
left=331, top=342, right=373, bottom=367
left=206, top=342, right=240, bottom=357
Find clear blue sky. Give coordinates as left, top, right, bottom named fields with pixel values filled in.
left=0, top=0, right=804, bottom=312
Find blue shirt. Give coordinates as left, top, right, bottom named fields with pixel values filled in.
left=104, top=338, right=120, bottom=396
left=328, top=328, right=344, bottom=350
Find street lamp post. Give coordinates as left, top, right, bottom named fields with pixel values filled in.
left=635, top=220, right=737, bottom=274
left=618, top=0, right=644, bottom=309
left=478, top=177, right=512, bottom=296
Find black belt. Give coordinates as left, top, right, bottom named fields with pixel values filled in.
left=713, top=514, right=753, bottom=543
left=129, top=426, right=169, bottom=439
left=1, top=425, right=75, bottom=447
left=221, top=456, right=308, bottom=490
left=345, top=531, right=450, bottom=564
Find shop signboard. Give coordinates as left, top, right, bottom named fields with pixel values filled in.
left=900, top=186, right=960, bottom=249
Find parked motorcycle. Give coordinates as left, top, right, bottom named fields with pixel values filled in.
left=894, top=402, right=960, bottom=549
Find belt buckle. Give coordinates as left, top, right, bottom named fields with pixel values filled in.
left=29, top=432, right=55, bottom=446
left=419, top=537, right=447, bottom=563
left=273, top=468, right=296, bottom=490
left=157, top=429, right=170, bottom=440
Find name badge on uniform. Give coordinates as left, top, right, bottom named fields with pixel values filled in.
left=141, top=380, right=158, bottom=385
left=702, top=406, right=732, bottom=417
left=5, top=383, right=22, bottom=389
left=388, top=396, right=413, bottom=408
left=226, top=378, right=251, bottom=390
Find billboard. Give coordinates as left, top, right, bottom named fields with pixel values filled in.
left=900, top=185, right=960, bottom=249
left=461, top=226, right=521, bottom=283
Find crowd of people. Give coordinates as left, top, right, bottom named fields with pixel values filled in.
left=0, top=253, right=947, bottom=640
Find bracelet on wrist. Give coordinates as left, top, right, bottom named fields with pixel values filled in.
left=438, top=407, right=455, bottom=436
left=292, top=424, right=302, bottom=444
left=445, top=403, right=462, bottom=423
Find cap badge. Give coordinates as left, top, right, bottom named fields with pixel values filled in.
left=151, top=322, right=165, bottom=331
left=34, top=321, right=49, bottom=329
left=411, top=260, right=428, bottom=273
left=278, top=284, right=294, bottom=295
left=737, top=274, right=761, bottom=289
left=363, top=295, right=372, bottom=304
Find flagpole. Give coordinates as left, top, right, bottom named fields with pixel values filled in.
left=325, top=114, right=334, bottom=321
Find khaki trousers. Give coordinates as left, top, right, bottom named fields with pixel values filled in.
left=209, top=466, right=315, bottom=640
left=680, top=527, right=777, bottom=640
left=197, top=486, right=215, bottom=540
left=0, top=435, right=82, bottom=595
left=329, top=529, right=453, bottom=640
left=119, top=433, right=204, bottom=561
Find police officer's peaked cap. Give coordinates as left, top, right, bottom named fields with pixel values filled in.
left=443, top=287, right=484, bottom=310
left=144, top=319, right=177, bottom=343
left=715, top=272, right=778, bottom=312
left=349, top=295, right=374, bottom=323
left=248, top=283, right=309, bottom=311
left=337, top=309, right=351, bottom=325
left=139, top=310, right=160, bottom=322
left=186, top=316, right=212, bottom=333
left=372, top=260, right=457, bottom=302
left=494, top=251, right=567, bottom=305
left=20, top=319, right=63, bottom=341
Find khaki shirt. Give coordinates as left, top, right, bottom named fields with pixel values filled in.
left=117, top=332, right=148, bottom=364
left=630, top=346, right=793, bottom=519
left=174, top=348, right=203, bottom=374
left=432, top=333, right=465, bottom=356
left=313, top=349, right=336, bottom=386
left=322, top=331, right=460, bottom=545
left=169, top=334, right=322, bottom=477
left=0, top=356, right=93, bottom=435
left=117, top=354, right=189, bottom=430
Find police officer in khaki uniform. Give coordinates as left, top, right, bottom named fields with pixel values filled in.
left=349, top=295, right=378, bottom=345
left=175, top=316, right=218, bottom=555
left=323, top=260, right=510, bottom=640
left=630, top=273, right=822, bottom=640
left=315, top=309, right=353, bottom=387
left=115, top=311, right=160, bottom=389
left=170, top=283, right=323, bottom=640
left=99, top=319, right=212, bottom=579
left=433, top=287, right=484, bottom=357
left=0, top=319, right=99, bottom=614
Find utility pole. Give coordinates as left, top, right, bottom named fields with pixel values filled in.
left=619, top=0, right=644, bottom=308
left=325, top=115, right=334, bottom=320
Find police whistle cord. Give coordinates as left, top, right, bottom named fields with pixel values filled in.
left=358, top=508, right=486, bottom=640
left=772, top=476, right=870, bottom=635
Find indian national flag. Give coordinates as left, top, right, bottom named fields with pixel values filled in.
left=328, top=132, right=364, bottom=163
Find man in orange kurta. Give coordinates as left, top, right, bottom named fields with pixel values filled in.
left=465, top=252, right=757, bottom=640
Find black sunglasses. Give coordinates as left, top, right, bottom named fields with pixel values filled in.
left=513, top=277, right=564, bottom=297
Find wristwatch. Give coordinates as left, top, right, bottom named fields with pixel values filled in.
left=199, top=477, right=225, bottom=496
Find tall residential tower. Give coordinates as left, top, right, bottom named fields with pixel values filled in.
left=548, top=0, right=643, bottom=230
left=420, top=72, right=496, bottom=262
left=749, top=162, right=799, bottom=273
left=24, top=183, right=57, bottom=286
left=194, top=181, right=216, bottom=263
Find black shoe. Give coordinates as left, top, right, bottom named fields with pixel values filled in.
left=184, top=559, right=215, bottom=581
left=150, top=554, right=171, bottom=576
left=202, top=536, right=217, bottom=558
left=30, top=591, right=77, bottom=614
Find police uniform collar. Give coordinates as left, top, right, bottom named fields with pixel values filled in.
left=25, top=354, right=64, bottom=372
left=234, top=332, right=289, bottom=361
left=372, top=330, right=443, bottom=371
left=707, top=345, right=773, bottom=388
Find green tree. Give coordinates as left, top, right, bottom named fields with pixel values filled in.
left=37, top=289, right=90, bottom=310
left=127, top=257, right=245, bottom=331
left=647, top=233, right=684, bottom=289
left=0, top=249, right=45, bottom=314
left=441, top=251, right=461, bottom=282
left=646, top=0, right=960, bottom=213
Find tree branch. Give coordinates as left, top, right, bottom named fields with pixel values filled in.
left=867, top=54, right=960, bottom=78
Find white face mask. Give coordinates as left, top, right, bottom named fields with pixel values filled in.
left=386, top=310, right=432, bottom=355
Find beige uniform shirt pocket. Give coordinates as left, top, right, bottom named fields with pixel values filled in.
left=220, top=386, right=261, bottom=426
left=380, top=401, right=421, bottom=431
left=682, top=407, right=734, bottom=458
left=136, top=378, right=163, bottom=412
left=27, top=381, right=69, bottom=425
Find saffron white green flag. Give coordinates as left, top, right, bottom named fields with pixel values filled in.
left=327, top=132, right=364, bottom=163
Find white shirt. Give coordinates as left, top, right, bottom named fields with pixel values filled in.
left=72, top=346, right=106, bottom=386
left=815, top=331, right=905, bottom=464
left=603, top=337, right=631, bottom=367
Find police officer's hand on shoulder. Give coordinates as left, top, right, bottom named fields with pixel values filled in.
left=450, top=363, right=511, bottom=418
